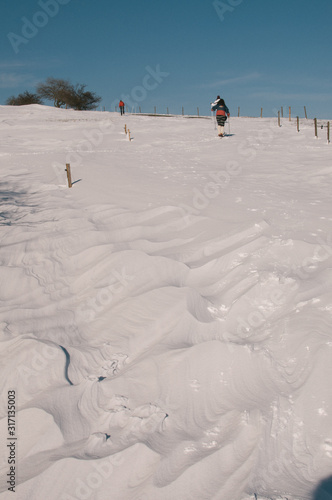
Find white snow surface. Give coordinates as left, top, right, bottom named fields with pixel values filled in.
left=0, top=105, right=331, bottom=500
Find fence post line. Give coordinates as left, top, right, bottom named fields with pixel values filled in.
left=297, top=116, right=300, bottom=132
left=65, top=163, right=72, bottom=188
left=314, top=118, right=318, bottom=138
left=304, top=106, right=307, bottom=119
left=278, top=111, right=281, bottom=127
left=289, top=107, right=291, bottom=121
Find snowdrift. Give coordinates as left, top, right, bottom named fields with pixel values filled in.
left=0, top=105, right=331, bottom=500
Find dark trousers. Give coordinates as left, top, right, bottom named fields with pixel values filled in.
left=216, top=115, right=227, bottom=126
left=120, top=106, right=125, bottom=115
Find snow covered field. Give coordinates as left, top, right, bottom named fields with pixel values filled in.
left=0, top=104, right=331, bottom=500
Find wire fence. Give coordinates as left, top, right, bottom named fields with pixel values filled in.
left=277, top=113, right=330, bottom=143
left=106, top=105, right=331, bottom=143
left=109, top=104, right=330, bottom=119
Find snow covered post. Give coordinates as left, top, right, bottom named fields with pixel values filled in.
left=289, top=107, right=291, bottom=121
left=297, top=116, right=300, bottom=132
left=314, top=118, right=318, bottom=138
left=128, top=129, right=131, bottom=141
left=65, top=163, right=72, bottom=188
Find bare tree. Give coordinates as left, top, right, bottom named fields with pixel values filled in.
left=64, top=84, right=102, bottom=111
left=6, top=91, right=43, bottom=106
left=36, top=77, right=102, bottom=110
left=36, top=77, right=72, bottom=108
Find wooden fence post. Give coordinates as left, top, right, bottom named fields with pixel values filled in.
left=327, top=122, right=330, bottom=144
left=154, top=106, right=156, bottom=115
left=124, top=124, right=127, bottom=134
left=128, top=129, right=131, bottom=141
left=304, top=106, right=307, bottom=119
left=65, top=163, right=72, bottom=188
left=289, top=107, right=291, bottom=121
left=182, top=106, right=184, bottom=116
left=238, top=107, right=240, bottom=117
left=260, top=108, right=263, bottom=118
left=297, top=116, right=300, bottom=132
left=314, top=118, right=318, bottom=138
left=281, top=106, right=283, bottom=118
left=278, top=111, right=281, bottom=127
left=197, top=107, right=199, bottom=117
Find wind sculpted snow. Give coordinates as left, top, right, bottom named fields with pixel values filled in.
left=0, top=105, right=331, bottom=500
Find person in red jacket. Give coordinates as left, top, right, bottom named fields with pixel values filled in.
left=119, top=100, right=125, bottom=115
left=211, top=96, right=230, bottom=137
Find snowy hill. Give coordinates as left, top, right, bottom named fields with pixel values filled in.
left=0, top=105, right=331, bottom=500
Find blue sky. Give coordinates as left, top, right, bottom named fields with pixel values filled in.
left=1, top=0, right=332, bottom=118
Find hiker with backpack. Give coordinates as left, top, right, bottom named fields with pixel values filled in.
left=211, top=96, right=230, bottom=137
